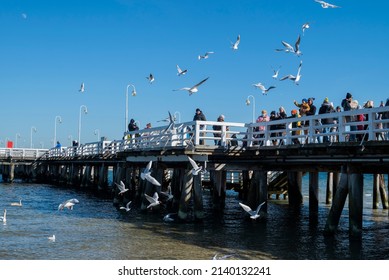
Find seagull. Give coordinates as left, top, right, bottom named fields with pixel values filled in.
left=272, top=66, right=281, bottom=79
left=162, top=111, right=176, bottom=133
left=231, top=34, right=240, bottom=50
left=163, top=213, right=178, bottom=222
left=239, top=201, right=266, bottom=220
left=115, top=180, right=129, bottom=195
left=48, top=235, right=56, bottom=242
left=252, top=83, right=276, bottom=95
left=146, top=73, right=155, bottom=84
left=58, top=198, right=79, bottom=211
left=11, top=198, right=22, bottom=206
left=0, top=209, right=6, bottom=224
left=160, top=185, right=173, bottom=202
left=315, top=0, right=340, bottom=8
left=302, top=22, right=310, bottom=35
left=176, top=65, right=188, bottom=76
left=279, top=60, right=303, bottom=85
left=140, top=161, right=161, bottom=186
left=79, top=82, right=85, bottom=93
left=173, top=77, right=209, bottom=95
left=198, top=51, right=214, bottom=60
left=120, top=201, right=132, bottom=212
left=188, top=156, right=203, bottom=176
left=276, top=34, right=302, bottom=56
left=144, top=192, right=161, bottom=209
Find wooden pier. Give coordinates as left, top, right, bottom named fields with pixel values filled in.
left=1, top=106, right=389, bottom=240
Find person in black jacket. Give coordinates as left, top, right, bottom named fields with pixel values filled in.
left=193, top=108, right=207, bottom=144
left=318, top=97, right=335, bottom=143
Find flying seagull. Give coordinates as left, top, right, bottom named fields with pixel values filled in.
left=252, top=83, right=276, bottom=95
left=280, top=60, right=303, bottom=85
left=176, top=65, right=188, bottom=76
left=198, top=51, right=214, bottom=60
left=144, top=192, right=161, bottom=209
left=231, top=34, right=240, bottom=50
left=162, top=111, right=176, bottom=133
left=58, top=198, right=79, bottom=211
left=146, top=73, right=155, bottom=84
left=302, top=22, right=310, bottom=35
left=140, top=161, right=161, bottom=186
left=272, top=66, right=281, bottom=79
left=276, top=34, right=302, bottom=56
left=188, top=156, right=203, bottom=176
left=239, top=201, right=266, bottom=220
left=120, top=201, right=132, bottom=212
left=315, top=0, right=340, bottom=8
left=173, top=77, right=209, bottom=95
left=115, top=180, right=129, bottom=195
left=79, top=82, right=85, bottom=93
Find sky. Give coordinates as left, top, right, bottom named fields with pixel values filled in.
left=1, top=0, right=388, bottom=148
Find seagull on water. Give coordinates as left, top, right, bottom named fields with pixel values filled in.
left=0, top=209, right=6, bottom=224
left=188, top=156, right=203, bottom=176
left=252, top=83, right=276, bottom=95
left=173, top=77, right=209, bottom=95
left=239, top=201, right=266, bottom=220
left=231, top=34, right=240, bottom=50
left=276, top=34, right=302, bottom=56
left=279, top=60, right=303, bottom=85
left=198, top=51, right=214, bottom=60
left=11, top=198, right=22, bottom=207
left=58, top=198, right=79, bottom=211
left=144, top=192, right=161, bottom=209
left=120, top=201, right=132, bottom=212
left=176, top=65, right=188, bottom=76
left=79, top=82, right=85, bottom=93
left=146, top=73, right=155, bottom=84
left=48, top=235, right=56, bottom=242
left=141, top=161, right=161, bottom=186
left=315, top=0, right=340, bottom=8
left=115, top=180, right=129, bottom=195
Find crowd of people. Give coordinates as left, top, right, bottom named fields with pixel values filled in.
left=125, top=94, right=389, bottom=146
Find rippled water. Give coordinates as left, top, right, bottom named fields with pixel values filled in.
left=0, top=174, right=388, bottom=260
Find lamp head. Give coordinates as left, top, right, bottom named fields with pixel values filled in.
left=246, top=99, right=250, bottom=106
left=131, top=89, right=137, bottom=96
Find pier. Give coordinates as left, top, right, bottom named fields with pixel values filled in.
left=1, top=106, right=389, bottom=240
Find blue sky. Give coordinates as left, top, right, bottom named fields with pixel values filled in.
left=1, top=0, right=388, bottom=148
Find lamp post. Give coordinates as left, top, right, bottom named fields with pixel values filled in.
left=30, top=126, right=37, bottom=148
left=246, top=95, right=256, bottom=123
left=15, top=133, right=21, bottom=148
left=174, top=111, right=181, bottom=123
left=125, top=84, right=136, bottom=133
left=54, top=115, right=62, bottom=147
left=78, top=105, right=88, bottom=144
left=94, top=129, right=100, bottom=141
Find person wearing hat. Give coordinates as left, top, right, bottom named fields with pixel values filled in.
left=213, top=114, right=225, bottom=145
left=193, top=108, right=207, bottom=144
left=269, top=110, right=279, bottom=146
left=289, top=109, right=301, bottom=144
left=255, top=110, right=270, bottom=146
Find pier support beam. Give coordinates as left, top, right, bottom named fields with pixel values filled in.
left=379, top=174, right=388, bottom=209
left=325, top=172, right=333, bottom=205
left=178, top=169, right=193, bottom=220
left=211, top=170, right=226, bottom=211
left=247, top=170, right=268, bottom=214
left=287, top=171, right=303, bottom=207
left=348, top=173, right=363, bottom=240
left=309, top=171, right=319, bottom=213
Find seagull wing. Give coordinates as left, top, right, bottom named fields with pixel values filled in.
left=294, top=34, right=301, bottom=53
left=280, top=75, right=295, bottom=81
left=144, top=193, right=156, bottom=204
left=281, top=41, right=294, bottom=51
left=191, top=77, right=209, bottom=89
left=145, top=174, right=161, bottom=186
left=239, top=202, right=254, bottom=214
left=188, top=156, right=199, bottom=170
left=145, top=161, right=153, bottom=173
left=255, top=201, right=266, bottom=214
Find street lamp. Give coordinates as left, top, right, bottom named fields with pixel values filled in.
left=15, top=133, right=21, bottom=148
left=94, top=129, right=100, bottom=141
left=174, top=111, right=181, bottom=123
left=125, top=84, right=136, bottom=132
left=246, top=95, right=256, bottom=123
left=54, top=115, right=62, bottom=147
left=78, top=105, right=88, bottom=144
left=30, top=126, right=37, bottom=148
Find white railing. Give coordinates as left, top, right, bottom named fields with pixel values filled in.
left=42, top=106, right=389, bottom=158
left=0, top=148, right=49, bottom=160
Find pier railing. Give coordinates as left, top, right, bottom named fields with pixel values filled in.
left=43, top=106, right=388, bottom=158
left=0, top=148, right=49, bottom=161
